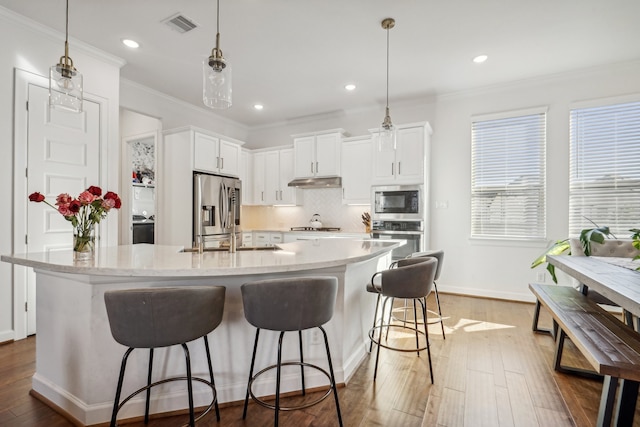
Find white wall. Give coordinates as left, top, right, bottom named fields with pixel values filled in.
left=120, top=79, right=250, bottom=142
left=0, top=7, right=122, bottom=341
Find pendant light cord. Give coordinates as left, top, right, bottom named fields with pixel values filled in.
left=385, top=25, right=389, bottom=109
left=216, top=0, right=220, bottom=35
left=65, top=0, right=69, bottom=44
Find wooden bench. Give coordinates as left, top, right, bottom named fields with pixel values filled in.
left=529, top=283, right=640, bottom=427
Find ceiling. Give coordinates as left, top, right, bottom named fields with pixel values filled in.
left=3, top=0, right=640, bottom=128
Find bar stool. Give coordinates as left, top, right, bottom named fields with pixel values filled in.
left=406, top=250, right=446, bottom=338
left=241, top=276, right=343, bottom=427
left=104, top=286, right=226, bottom=427
left=368, top=257, right=437, bottom=383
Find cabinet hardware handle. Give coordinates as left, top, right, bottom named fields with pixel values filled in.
left=276, top=190, right=278, bottom=200
left=221, top=157, right=224, bottom=170
left=311, top=162, right=314, bottom=174
left=216, top=157, right=220, bottom=169
left=315, top=161, right=318, bottom=174
left=398, top=162, right=401, bottom=175
left=391, top=163, right=394, bottom=176
left=280, top=190, right=283, bottom=200
left=261, top=191, right=264, bottom=201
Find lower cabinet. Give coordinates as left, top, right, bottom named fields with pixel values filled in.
left=253, top=232, right=283, bottom=247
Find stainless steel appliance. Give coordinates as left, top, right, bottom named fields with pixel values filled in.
left=371, top=185, right=423, bottom=221
left=132, top=215, right=154, bottom=244
left=193, top=172, right=242, bottom=249
left=371, top=220, right=424, bottom=260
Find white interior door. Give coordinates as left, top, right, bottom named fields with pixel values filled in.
left=25, top=84, right=100, bottom=335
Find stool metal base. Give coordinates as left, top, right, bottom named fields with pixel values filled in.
left=247, top=361, right=334, bottom=411
left=113, top=376, right=216, bottom=427
left=368, top=323, right=428, bottom=352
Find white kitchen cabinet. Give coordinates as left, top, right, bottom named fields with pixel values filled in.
left=292, top=129, right=345, bottom=178
left=241, top=231, right=253, bottom=247
left=193, top=132, right=241, bottom=176
left=372, top=122, right=431, bottom=185
left=240, top=149, right=253, bottom=205
left=254, top=148, right=299, bottom=205
left=253, top=231, right=283, bottom=247
left=341, top=135, right=373, bottom=204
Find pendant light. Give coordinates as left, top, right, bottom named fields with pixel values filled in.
left=203, top=0, right=232, bottom=109
left=49, top=0, right=83, bottom=113
left=379, top=18, right=396, bottom=151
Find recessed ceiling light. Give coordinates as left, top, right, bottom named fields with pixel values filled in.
left=253, top=104, right=264, bottom=110
left=122, top=39, right=140, bottom=49
left=345, top=84, right=356, bottom=91
left=473, top=54, right=488, bottom=63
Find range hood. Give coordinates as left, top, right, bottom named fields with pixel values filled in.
left=287, top=176, right=342, bottom=188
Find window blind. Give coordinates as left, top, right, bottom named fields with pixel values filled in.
left=569, top=100, right=640, bottom=236
left=471, top=112, right=546, bottom=239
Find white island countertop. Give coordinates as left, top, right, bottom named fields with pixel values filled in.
left=1, top=237, right=402, bottom=426
left=1, top=238, right=401, bottom=277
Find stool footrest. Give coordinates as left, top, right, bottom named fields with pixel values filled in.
left=248, top=362, right=334, bottom=411
left=115, top=376, right=216, bottom=426
left=368, top=324, right=428, bottom=352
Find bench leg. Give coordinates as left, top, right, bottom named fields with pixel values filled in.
left=532, top=299, right=555, bottom=338
left=614, top=379, right=639, bottom=427
left=554, top=329, right=602, bottom=380
left=597, top=376, right=617, bottom=427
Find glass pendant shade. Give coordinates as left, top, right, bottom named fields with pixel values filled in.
left=203, top=59, right=232, bottom=109
left=378, top=124, right=397, bottom=151
left=49, top=59, right=83, bottom=113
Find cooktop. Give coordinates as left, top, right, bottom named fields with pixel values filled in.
left=290, top=227, right=341, bottom=232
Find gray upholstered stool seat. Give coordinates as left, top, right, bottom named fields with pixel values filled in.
left=241, top=276, right=343, bottom=427
left=104, top=286, right=226, bottom=427
left=367, top=257, right=437, bottom=383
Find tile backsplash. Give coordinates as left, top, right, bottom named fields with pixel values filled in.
left=241, top=188, right=371, bottom=233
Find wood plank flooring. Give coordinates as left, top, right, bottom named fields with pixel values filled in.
left=1, top=294, right=639, bottom=426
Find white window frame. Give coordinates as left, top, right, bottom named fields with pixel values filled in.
left=569, top=97, right=640, bottom=237
left=471, top=107, right=547, bottom=240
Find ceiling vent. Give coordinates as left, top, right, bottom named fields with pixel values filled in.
left=163, top=13, right=198, bottom=34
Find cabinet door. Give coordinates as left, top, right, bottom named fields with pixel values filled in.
left=293, top=136, right=315, bottom=178
left=270, top=232, right=283, bottom=245
left=278, top=149, right=297, bottom=205
left=315, top=133, right=341, bottom=176
left=240, top=150, right=253, bottom=204
left=396, top=127, right=424, bottom=184
left=264, top=150, right=280, bottom=205
left=342, top=138, right=372, bottom=204
left=371, top=133, right=397, bottom=184
left=219, top=139, right=240, bottom=177
left=193, top=132, right=219, bottom=173
left=254, top=232, right=269, bottom=247
left=253, top=152, right=266, bottom=205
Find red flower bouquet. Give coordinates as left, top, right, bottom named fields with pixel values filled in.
left=29, top=186, right=121, bottom=258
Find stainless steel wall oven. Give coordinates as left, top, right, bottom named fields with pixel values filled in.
left=371, top=220, right=424, bottom=260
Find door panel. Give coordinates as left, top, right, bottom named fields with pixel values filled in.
left=25, top=84, right=100, bottom=335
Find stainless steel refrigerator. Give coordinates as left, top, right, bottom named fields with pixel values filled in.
left=193, top=172, right=242, bottom=248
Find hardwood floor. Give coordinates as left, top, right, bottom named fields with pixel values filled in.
left=1, top=294, right=639, bottom=426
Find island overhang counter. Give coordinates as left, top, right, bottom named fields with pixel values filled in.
left=1, top=238, right=399, bottom=426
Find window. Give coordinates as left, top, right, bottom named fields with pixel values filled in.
left=569, top=100, right=640, bottom=236
left=471, top=109, right=546, bottom=239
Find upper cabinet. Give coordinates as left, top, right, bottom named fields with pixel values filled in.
left=292, top=129, right=345, bottom=178
left=341, top=135, right=373, bottom=204
left=372, top=122, right=432, bottom=185
left=239, top=149, right=253, bottom=205
left=252, top=148, right=300, bottom=206
left=193, top=131, right=241, bottom=177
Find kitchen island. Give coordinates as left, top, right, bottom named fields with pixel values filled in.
left=1, top=238, right=399, bottom=426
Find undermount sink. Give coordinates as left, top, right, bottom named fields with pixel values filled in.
left=182, top=246, right=279, bottom=253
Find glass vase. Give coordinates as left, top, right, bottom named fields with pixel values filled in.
left=73, top=227, right=95, bottom=261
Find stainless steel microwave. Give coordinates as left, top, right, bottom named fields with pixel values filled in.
left=371, top=185, right=424, bottom=220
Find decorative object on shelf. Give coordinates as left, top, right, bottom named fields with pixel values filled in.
left=378, top=18, right=396, bottom=152
left=29, top=186, right=121, bottom=261
left=203, top=0, right=232, bottom=109
left=362, top=211, right=371, bottom=233
left=49, top=0, right=83, bottom=113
